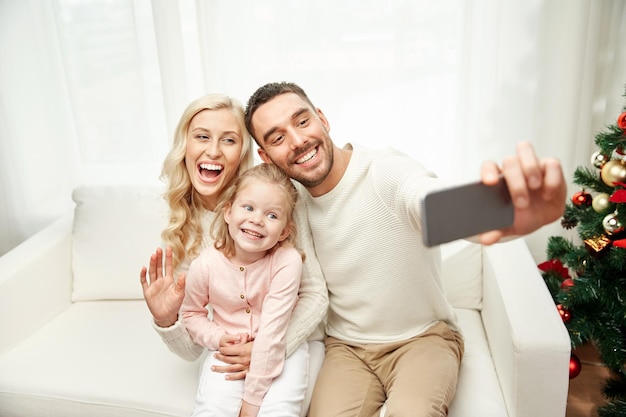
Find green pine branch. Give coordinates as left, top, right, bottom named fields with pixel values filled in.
left=540, top=87, right=626, bottom=412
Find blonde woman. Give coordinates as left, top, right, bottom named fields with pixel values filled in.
left=140, top=94, right=327, bottom=388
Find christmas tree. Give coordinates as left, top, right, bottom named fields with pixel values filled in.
left=539, top=95, right=626, bottom=417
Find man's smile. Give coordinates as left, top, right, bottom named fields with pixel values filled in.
left=296, top=147, right=318, bottom=164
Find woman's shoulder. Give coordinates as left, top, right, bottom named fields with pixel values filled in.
left=190, top=245, right=222, bottom=268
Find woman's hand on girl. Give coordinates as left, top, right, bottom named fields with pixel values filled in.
left=213, top=333, right=253, bottom=380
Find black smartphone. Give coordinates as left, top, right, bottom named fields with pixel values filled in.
left=421, top=177, right=514, bottom=247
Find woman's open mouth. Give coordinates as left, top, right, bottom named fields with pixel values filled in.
left=198, top=163, right=223, bottom=180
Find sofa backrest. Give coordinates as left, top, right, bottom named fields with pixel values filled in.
left=440, top=239, right=483, bottom=310
left=70, top=185, right=484, bottom=310
left=71, top=185, right=168, bottom=301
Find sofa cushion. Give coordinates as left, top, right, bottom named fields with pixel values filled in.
left=440, top=240, right=483, bottom=310
left=0, top=302, right=505, bottom=417
left=70, top=185, right=483, bottom=307
left=450, top=308, right=508, bottom=416
left=71, top=185, right=168, bottom=301
left=0, top=301, right=325, bottom=417
left=0, top=301, right=199, bottom=417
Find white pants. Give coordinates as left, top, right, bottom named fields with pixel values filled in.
left=191, top=342, right=309, bottom=417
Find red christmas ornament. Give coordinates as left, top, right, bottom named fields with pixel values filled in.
left=571, top=191, right=592, bottom=208
left=561, top=278, right=575, bottom=290
left=569, top=353, right=582, bottom=379
left=618, top=111, right=626, bottom=131
left=613, top=239, right=626, bottom=248
left=556, top=304, right=572, bottom=323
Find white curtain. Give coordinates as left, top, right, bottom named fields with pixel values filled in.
left=1, top=0, right=625, bottom=260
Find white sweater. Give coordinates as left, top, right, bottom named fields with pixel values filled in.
left=299, top=144, right=459, bottom=344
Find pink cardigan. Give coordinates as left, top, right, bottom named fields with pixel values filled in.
left=181, top=245, right=302, bottom=406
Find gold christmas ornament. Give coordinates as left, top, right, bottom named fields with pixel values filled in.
left=592, top=193, right=611, bottom=213
left=584, top=235, right=611, bottom=255
left=600, top=159, right=626, bottom=186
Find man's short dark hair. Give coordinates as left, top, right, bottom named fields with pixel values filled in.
left=244, top=82, right=315, bottom=143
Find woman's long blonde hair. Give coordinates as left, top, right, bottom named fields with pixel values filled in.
left=161, top=94, right=255, bottom=269
left=211, top=163, right=302, bottom=260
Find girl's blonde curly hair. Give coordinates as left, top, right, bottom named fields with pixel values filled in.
left=160, top=94, right=254, bottom=269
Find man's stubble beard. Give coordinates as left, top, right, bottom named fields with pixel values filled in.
left=272, top=142, right=334, bottom=190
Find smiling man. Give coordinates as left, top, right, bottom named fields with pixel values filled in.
left=244, top=82, right=566, bottom=417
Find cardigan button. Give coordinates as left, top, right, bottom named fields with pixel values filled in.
left=239, top=266, right=245, bottom=272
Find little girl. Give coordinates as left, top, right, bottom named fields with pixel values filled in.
left=181, top=163, right=308, bottom=417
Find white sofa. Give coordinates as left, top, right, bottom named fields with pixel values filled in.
left=0, top=185, right=571, bottom=417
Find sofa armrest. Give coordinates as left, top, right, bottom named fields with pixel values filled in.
left=481, top=238, right=570, bottom=417
left=0, top=214, right=73, bottom=355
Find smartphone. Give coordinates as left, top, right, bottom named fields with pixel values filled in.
left=421, top=177, right=514, bottom=247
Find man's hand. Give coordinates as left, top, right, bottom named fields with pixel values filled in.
left=139, top=247, right=186, bottom=328
left=212, top=333, right=253, bottom=381
left=478, top=141, right=566, bottom=244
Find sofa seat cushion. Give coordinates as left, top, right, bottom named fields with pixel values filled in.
left=372, top=308, right=507, bottom=417
left=450, top=308, right=507, bottom=416
left=0, top=301, right=198, bottom=417
left=0, top=301, right=506, bottom=417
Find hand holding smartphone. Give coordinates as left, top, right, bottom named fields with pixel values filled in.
left=421, top=177, right=514, bottom=247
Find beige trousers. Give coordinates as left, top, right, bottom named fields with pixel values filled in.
left=308, top=321, right=464, bottom=417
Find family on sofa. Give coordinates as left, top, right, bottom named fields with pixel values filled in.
left=139, top=81, right=567, bottom=417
